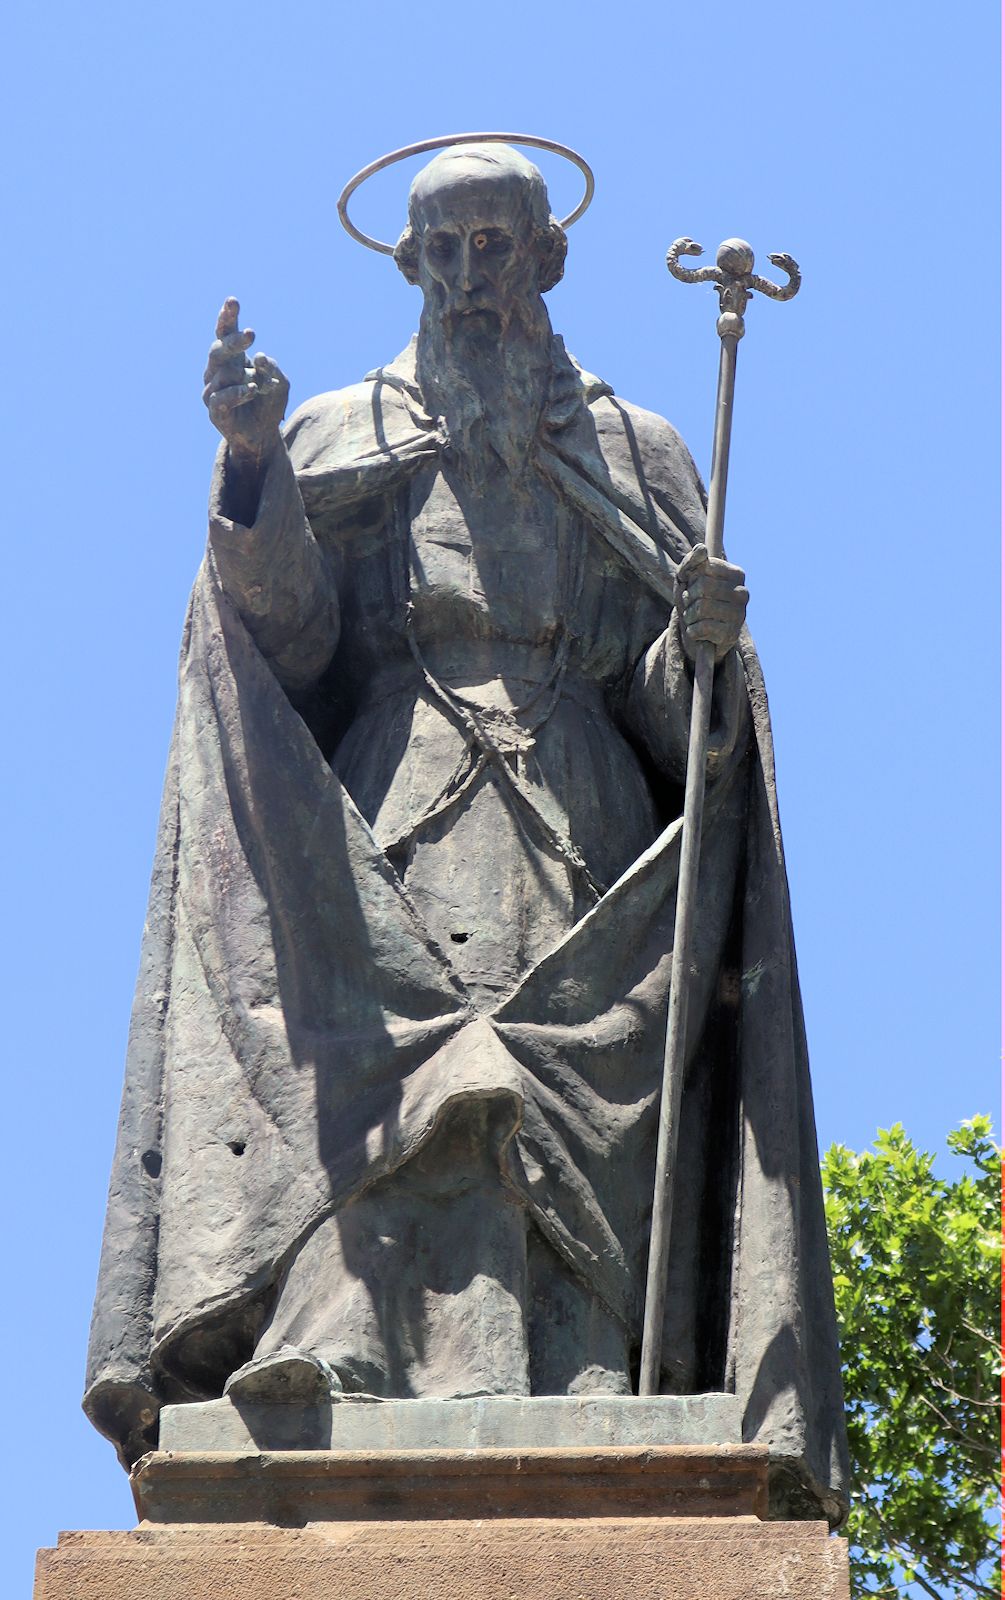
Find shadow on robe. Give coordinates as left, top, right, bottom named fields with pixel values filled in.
left=84, top=345, right=848, bottom=1526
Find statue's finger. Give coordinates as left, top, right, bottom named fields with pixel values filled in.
left=203, top=331, right=256, bottom=384
left=686, top=620, right=732, bottom=648
left=204, top=379, right=249, bottom=406
left=208, top=329, right=255, bottom=361
left=204, top=360, right=251, bottom=388
left=680, top=572, right=713, bottom=602
left=706, top=558, right=745, bottom=585
left=684, top=600, right=742, bottom=629
left=252, top=353, right=285, bottom=383
left=683, top=540, right=708, bottom=564
left=218, top=382, right=260, bottom=408
left=684, top=593, right=740, bottom=616
left=677, top=543, right=709, bottom=583
left=689, top=579, right=748, bottom=612
left=203, top=367, right=256, bottom=401
left=215, top=297, right=241, bottom=339
left=680, top=573, right=732, bottom=608
left=687, top=563, right=746, bottom=593
left=208, top=382, right=259, bottom=417
left=204, top=329, right=255, bottom=369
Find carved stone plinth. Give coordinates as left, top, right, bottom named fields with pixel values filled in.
left=35, top=1446, right=850, bottom=1600
left=158, top=1390, right=743, bottom=1454
left=133, top=1443, right=767, bottom=1523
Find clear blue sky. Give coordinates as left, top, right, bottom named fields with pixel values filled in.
left=2, top=1, right=998, bottom=1589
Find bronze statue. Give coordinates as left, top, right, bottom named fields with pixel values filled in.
left=84, top=140, right=848, bottom=1523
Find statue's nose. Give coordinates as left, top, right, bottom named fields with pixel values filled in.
left=459, top=240, right=483, bottom=291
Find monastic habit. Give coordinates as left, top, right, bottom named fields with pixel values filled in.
left=84, top=144, right=849, bottom=1524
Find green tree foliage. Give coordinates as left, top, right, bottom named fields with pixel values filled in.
left=822, top=1117, right=1001, bottom=1599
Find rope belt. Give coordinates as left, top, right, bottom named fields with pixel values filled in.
left=376, top=480, right=604, bottom=900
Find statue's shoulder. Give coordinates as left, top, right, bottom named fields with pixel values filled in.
left=590, top=392, right=706, bottom=503
left=585, top=389, right=708, bottom=536
left=282, top=379, right=391, bottom=475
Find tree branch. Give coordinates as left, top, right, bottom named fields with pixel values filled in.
left=959, top=1319, right=1001, bottom=1352
left=859, top=1490, right=997, bottom=1600
left=913, top=1344, right=999, bottom=1409
left=917, top=1393, right=999, bottom=1456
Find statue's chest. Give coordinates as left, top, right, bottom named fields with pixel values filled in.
left=406, top=466, right=566, bottom=641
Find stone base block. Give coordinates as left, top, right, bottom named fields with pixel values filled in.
left=35, top=1518, right=850, bottom=1600
left=158, top=1391, right=742, bottom=1453
left=35, top=1447, right=849, bottom=1599
left=132, top=1444, right=769, bottom=1523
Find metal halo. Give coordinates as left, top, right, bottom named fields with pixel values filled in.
left=337, top=132, right=595, bottom=256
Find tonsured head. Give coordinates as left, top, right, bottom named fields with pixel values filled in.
left=393, top=144, right=567, bottom=331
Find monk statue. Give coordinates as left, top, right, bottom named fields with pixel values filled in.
left=84, top=141, right=848, bottom=1523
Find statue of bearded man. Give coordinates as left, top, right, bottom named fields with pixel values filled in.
left=84, top=144, right=848, bottom=1523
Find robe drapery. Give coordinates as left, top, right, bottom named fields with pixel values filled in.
left=84, top=339, right=848, bottom=1523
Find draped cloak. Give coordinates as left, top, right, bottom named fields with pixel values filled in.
left=84, top=338, right=849, bottom=1523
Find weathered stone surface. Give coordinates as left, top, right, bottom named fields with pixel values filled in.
left=83, top=140, right=848, bottom=1524
left=35, top=1518, right=850, bottom=1600
left=158, top=1391, right=742, bottom=1453
left=131, top=1444, right=769, bottom=1525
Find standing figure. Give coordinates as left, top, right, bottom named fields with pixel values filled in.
left=84, top=143, right=848, bottom=1523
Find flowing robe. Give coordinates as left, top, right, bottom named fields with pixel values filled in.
left=84, top=337, right=849, bottom=1522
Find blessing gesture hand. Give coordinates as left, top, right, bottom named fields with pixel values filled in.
left=203, top=298, right=289, bottom=463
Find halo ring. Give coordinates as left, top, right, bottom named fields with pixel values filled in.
left=338, top=132, right=595, bottom=256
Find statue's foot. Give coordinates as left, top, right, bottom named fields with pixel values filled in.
left=224, top=1346, right=343, bottom=1405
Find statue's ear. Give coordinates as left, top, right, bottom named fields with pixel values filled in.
left=537, top=220, right=568, bottom=293
left=393, top=226, right=421, bottom=286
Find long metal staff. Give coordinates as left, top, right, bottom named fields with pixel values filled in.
left=638, top=236, right=801, bottom=1396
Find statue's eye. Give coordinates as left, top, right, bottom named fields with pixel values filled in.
left=474, top=233, right=488, bottom=251
left=428, top=234, right=456, bottom=259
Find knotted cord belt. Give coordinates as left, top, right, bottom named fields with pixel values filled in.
left=382, top=486, right=603, bottom=902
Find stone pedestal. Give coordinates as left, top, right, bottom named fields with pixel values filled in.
left=36, top=1517, right=849, bottom=1600
left=35, top=1442, right=850, bottom=1599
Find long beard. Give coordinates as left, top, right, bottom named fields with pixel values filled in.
left=416, top=295, right=554, bottom=482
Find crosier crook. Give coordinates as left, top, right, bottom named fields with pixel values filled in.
left=638, top=237, right=801, bottom=1397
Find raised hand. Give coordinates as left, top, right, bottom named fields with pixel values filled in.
left=673, top=543, right=748, bottom=664
left=203, top=298, right=289, bottom=464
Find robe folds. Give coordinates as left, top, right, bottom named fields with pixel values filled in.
left=84, top=338, right=849, bottom=1523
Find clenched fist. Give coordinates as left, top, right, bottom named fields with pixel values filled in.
left=673, top=543, right=748, bottom=664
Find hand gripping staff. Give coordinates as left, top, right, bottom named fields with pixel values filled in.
left=638, top=237, right=801, bottom=1396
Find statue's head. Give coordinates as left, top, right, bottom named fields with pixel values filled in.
left=394, top=144, right=567, bottom=332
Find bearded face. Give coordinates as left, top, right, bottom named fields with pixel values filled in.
left=400, top=150, right=565, bottom=478
left=413, top=171, right=543, bottom=337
